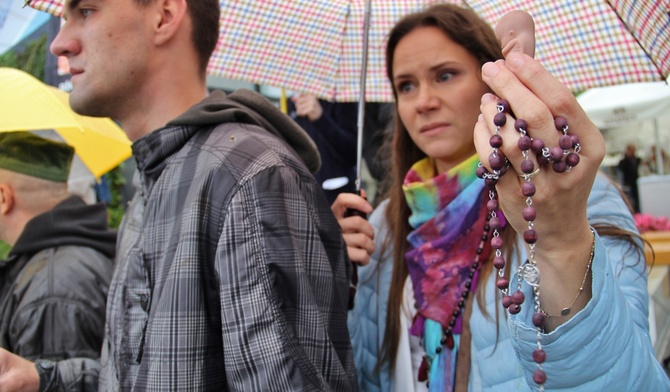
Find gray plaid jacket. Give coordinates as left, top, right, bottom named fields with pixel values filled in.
left=44, top=91, right=357, bottom=391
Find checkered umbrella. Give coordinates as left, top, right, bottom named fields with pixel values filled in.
left=27, top=0, right=669, bottom=102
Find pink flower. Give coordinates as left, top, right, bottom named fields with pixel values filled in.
left=634, top=213, right=670, bottom=233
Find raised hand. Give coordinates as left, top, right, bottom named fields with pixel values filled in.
left=292, top=94, right=324, bottom=122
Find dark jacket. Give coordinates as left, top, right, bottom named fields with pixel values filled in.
left=48, top=90, right=357, bottom=391
left=0, top=196, right=115, bottom=361
left=289, top=99, right=358, bottom=203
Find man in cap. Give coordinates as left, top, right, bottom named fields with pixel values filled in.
left=0, top=132, right=115, bottom=374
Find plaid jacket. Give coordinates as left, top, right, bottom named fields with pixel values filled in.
left=46, top=92, right=357, bottom=391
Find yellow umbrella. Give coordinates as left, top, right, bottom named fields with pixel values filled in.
left=0, top=67, right=132, bottom=179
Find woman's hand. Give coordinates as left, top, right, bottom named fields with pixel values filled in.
left=475, top=52, right=603, bottom=256
left=474, top=53, right=604, bottom=326
left=331, top=192, right=375, bottom=266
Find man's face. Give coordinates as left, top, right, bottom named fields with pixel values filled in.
left=50, top=0, right=154, bottom=120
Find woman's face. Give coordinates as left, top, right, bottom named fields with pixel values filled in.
left=392, top=26, right=490, bottom=174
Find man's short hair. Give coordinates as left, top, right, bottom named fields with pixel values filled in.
left=0, top=132, right=74, bottom=183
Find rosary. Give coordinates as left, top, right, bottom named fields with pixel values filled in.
left=477, top=99, right=594, bottom=390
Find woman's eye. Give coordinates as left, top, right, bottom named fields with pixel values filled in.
left=438, top=72, right=454, bottom=82
left=81, top=9, right=94, bottom=17
left=397, top=82, right=414, bottom=94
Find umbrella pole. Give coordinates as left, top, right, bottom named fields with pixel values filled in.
left=354, top=0, right=372, bottom=193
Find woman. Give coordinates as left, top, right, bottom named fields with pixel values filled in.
left=335, top=4, right=669, bottom=391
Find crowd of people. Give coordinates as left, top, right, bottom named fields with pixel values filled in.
left=0, top=1, right=668, bottom=391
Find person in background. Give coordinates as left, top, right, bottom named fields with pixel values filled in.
left=290, top=94, right=358, bottom=203
left=334, top=4, right=669, bottom=391
left=644, top=145, right=670, bottom=176
left=618, top=143, right=642, bottom=212
left=0, top=132, right=115, bottom=363
left=0, top=0, right=356, bottom=390
left=362, top=102, right=395, bottom=206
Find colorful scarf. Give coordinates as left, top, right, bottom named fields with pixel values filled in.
left=403, top=155, right=492, bottom=391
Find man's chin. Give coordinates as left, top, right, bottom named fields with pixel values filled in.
left=69, top=92, right=107, bottom=118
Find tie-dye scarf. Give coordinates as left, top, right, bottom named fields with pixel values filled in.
left=403, top=155, right=491, bottom=391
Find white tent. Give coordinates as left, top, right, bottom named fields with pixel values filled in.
left=577, top=82, right=670, bottom=129
left=577, top=82, right=670, bottom=174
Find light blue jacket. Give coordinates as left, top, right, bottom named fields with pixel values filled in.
left=349, top=174, right=670, bottom=391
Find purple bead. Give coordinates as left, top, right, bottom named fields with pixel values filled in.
left=554, top=116, right=568, bottom=131
left=523, top=206, right=536, bottom=221
left=531, top=138, right=545, bottom=154
left=511, top=290, right=525, bottom=304
left=496, top=277, right=509, bottom=290
left=571, top=134, right=580, bottom=145
left=487, top=199, right=499, bottom=212
left=514, top=118, right=528, bottom=132
left=518, top=135, right=532, bottom=151
left=490, top=216, right=502, bottom=230
left=497, top=100, right=510, bottom=113
left=476, top=165, right=488, bottom=178
left=521, top=159, right=535, bottom=174
left=493, top=256, right=506, bottom=269
left=508, top=304, right=521, bottom=314
left=521, top=182, right=536, bottom=197
left=524, top=229, right=538, bottom=244
left=491, top=236, right=503, bottom=249
left=532, top=312, right=546, bottom=327
left=502, top=295, right=514, bottom=308
left=493, top=112, right=507, bottom=127
left=485, top=178, right=497, bottom=188
left=499, top=164, right=508, bottom=176
left=553, top=160, right=567, bottom=173
left=549, top=146, right=564, bottom=161
left=533, top=349, right=547, bottom=364
left=489, top=153, right=505, bottom=171
left=559, top=135, right=573, bottom=150
left=566, top=152, right=580, bottom=167
left=533, top=369, right=547, bottom=384
left=489, top=134, right=503, bottom=148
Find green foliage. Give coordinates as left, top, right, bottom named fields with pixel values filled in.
left=106, top=164, right=127, bottom=229
left=0, top=241, right=10, bottom=259
left=0, top=34, right=47, bottom=79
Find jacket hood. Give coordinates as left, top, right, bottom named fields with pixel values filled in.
left=168, top=90, right=321, bottom=173
left=9, top=196, right=117, bottom=259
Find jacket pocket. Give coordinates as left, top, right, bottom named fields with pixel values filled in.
left=120, top=248, right=151, bottom=365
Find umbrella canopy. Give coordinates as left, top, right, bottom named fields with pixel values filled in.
left=26, top=0, right=669, bottom=102
left=0, top=67, right=132, bottom=179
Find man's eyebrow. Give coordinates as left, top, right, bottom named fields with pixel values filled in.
left=67, top=0, right=82, bottom=12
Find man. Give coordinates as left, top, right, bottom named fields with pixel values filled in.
left=618, top=143, right=642, bottom=212
left=0, top=0, right=356, bottom=391
left=289, top=94, right=358, bottom=204
left=0, top=132, right=114, bottom=361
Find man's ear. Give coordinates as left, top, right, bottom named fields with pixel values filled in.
left=153, top=0, right=188, bottom=46
left=0, top=183, right=15, bottom=216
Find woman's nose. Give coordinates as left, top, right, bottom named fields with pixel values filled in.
left=415, top=85, right=439, bottom=113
